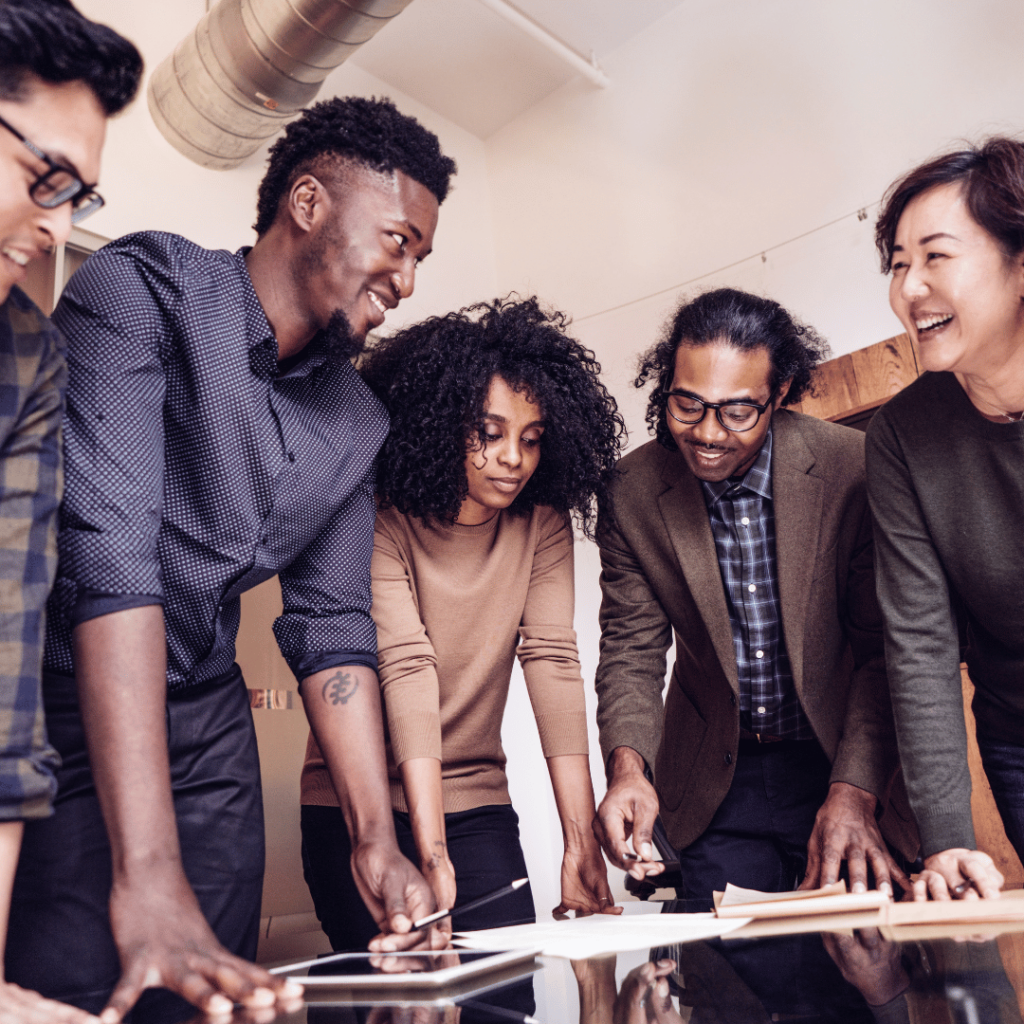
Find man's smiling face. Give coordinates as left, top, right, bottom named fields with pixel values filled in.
left=0, top=76, right=106, bottom=304
left=666, top=340, right=788, bottom=482
left=298, top=163, right=439, bottom=344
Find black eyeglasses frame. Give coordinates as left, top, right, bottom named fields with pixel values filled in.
left=0, top=113, right=104, bottom=225
left=665, top=389, right=777, bottom=433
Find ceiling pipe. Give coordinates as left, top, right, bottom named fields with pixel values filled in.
left=474, top=0, right=609, bottom=89
left=149, top=0, right=415, bottom=170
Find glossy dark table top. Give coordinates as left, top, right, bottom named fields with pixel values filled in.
left=192, top=900, right=1024, bottom=1024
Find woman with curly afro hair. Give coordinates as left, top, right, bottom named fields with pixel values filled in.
left=300, top=297, right=626, bottom=950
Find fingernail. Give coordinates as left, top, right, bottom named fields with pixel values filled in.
left=656, top=979, right=669, bottom=997
left=641, top=843, right=653, bottom=861
left=248, top=987, right=275, bottom=1007
left=852, top=881, right=867, bottom=894
left=880, top=882, right=892, bottom=896
left=207, top=994, right=233, bottom=1014
left=282, top=981, right=304, bottom=998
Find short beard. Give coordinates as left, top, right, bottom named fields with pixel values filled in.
left=319, top=308, right=365, bottom=365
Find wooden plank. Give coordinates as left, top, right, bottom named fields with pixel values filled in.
left=795, top=352, right=860, bottom=420
left=848, top=333, right=918, bottom=406
left=790, top=333, right=919, bottom=422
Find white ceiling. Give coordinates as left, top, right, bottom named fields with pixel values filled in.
left=349, top=0, right=686, bottom=138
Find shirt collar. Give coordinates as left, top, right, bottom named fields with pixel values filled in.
left=235, top=247, right=329, bottom=381
left=700, top=424, right=774, bottom=507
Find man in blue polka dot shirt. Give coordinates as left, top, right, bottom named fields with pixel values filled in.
left=9, top=96, right=457, bottom=1022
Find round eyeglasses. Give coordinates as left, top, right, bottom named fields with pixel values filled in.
left=0, top=113, right=104, bottom=225
left=666, top=390, right=776, bottom=433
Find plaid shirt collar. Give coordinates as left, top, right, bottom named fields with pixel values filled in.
left=700, top=424, right=774, bottom=508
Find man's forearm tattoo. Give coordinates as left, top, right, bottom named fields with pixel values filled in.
left=322, top=669, right=358, bottom=706
left=427, top=839, right=447, bottom=870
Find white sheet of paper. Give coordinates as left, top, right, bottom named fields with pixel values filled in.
left=454, top=912, right=752, bottom=959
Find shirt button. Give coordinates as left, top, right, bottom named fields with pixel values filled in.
left=288, top=452, right=295, bottom=462
left=741, top=516, right=750, bottom=525
left=729, top=693, right=737, bottom=707
left=755, top=650, right=764, bottom=659
left=757, top=706, right=766, bottom=715
left=748, top=584, right=756, bottom=593
left=724, top=752, right=733, bottom=766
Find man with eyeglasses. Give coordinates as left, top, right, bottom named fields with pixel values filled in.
left=0, top=1, right=142, bottom=1021
left=592, top=288, right=918, bottom=907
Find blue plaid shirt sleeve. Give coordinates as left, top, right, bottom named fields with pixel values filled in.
left=0, top=289, right=63, bottom=818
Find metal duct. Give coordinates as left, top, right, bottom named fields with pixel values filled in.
left=148, top=0, right=415, bottom=170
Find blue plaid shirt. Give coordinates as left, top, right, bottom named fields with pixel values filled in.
left=45, top=232, right=388, bottom=691
left=0, top=288, right=63, bottom=818
left=701, top=428, right=814, bottom=740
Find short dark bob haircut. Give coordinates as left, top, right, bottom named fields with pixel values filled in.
left=635, top=288, right=829, bottom=451
left=876, top=136, right=1024, bottom=272
left=0, top=0, right=142, bottom=116
left=361, top=296, right=625, bottom=539
left=254, top=95, right=457, bottom=236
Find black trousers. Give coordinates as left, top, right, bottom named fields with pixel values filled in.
left=301, top=802, right=536, bottom=952
left=7, top=668, right=265, bottom=1024
left=671, top=739, right=832, bottom=910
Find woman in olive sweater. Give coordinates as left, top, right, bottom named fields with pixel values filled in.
left=301, top=297, right=626, bottom=949
left=867, top=138, right=1024, bottom=902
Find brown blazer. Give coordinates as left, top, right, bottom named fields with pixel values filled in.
left=595, top=410, right=917, bottom=856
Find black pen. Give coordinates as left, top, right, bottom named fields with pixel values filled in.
left=413, top=877, right=529, bottom=930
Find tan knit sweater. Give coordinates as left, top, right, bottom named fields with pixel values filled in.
left=301, top=504, right=590, bottom=814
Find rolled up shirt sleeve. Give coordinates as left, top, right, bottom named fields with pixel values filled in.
left=50, top=241, right=170, bottom=634
left=274, top=471, right=379, bottom=682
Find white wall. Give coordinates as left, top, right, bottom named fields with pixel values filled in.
left=494, top=0, right=1024, bottom=915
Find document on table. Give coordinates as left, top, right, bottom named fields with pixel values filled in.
left=713, top=881, right=889, bottom=919
left=454, top=912, right=751, bottom=959
left=882, top=892, right=1024, bottom=927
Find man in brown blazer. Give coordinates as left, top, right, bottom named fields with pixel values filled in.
left=593, top=288, right=917, bottom=906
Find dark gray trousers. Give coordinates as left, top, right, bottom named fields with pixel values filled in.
left=7, top=667, right=264, bottom=1024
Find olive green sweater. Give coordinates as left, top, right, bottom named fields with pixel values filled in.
left=866, top=372, right=1024, bottom=856
left=302, top=504, right=589, bottom=813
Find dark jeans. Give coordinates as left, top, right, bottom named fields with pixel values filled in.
left=670, top=739, right=832, bottom=910
left=976, top=731, right=1024, bottom=864
left=301, top=802, right=535, bottom=952
left=7, top=668, right=265, bottom=1024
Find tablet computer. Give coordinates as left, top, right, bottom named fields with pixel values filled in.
left=270, top=947, right=541, bottom=990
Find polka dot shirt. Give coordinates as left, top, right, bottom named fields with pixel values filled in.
left=45, top=231, right=389, bottom=691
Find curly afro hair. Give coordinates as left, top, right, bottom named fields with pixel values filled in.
left=635, top=288, right=829, bottom=451
left=254, top=95, right=457, bottom=236
left=0, top=0, right=143, bottom=116
left=361, top=296, right=625, bottom=539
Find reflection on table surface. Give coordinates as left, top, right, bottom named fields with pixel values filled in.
left=185, top=914, right=1024, bottom=1024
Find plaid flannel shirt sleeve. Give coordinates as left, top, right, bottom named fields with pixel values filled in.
left=0, top=290, right=63, bottom=819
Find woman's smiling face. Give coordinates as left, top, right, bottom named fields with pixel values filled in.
left=888, top=181, right=1024, bottom=377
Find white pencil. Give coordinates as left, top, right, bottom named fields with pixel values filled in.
left=413, top=877, right=530, bottom=930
